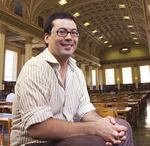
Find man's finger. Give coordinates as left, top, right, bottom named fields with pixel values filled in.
left=107, top=116, right=116, bottom=125
left=118, top=130, right=125, bottom=137
left=105, top=141, right=113, bottom=146
left=120, top=136, right=127, bottom=141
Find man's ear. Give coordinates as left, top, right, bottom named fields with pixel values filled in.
left=44, top=33, right=49, bottom=43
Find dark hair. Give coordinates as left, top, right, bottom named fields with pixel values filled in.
left=44, top=12, right=76, bottom=35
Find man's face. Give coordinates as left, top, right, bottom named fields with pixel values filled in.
left=45, top=19, right=79, bottom=58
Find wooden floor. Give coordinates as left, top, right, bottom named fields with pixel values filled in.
left=133, top=97, right=150, bottom=146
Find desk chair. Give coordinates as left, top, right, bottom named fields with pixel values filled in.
left=0, top=114, right=13, bottom=146
left=96, top=107, right=118, bottom=118
left=0, top=132, right=4, bottom=146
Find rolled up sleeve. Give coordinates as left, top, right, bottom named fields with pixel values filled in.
left=22, top=105, right=53, bottom=130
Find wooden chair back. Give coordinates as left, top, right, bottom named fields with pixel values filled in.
left=112, top=102, right=128, bottom=107
left=0, top=132, right=4, bottom=146
left=96, top=107, right=118, bottom=118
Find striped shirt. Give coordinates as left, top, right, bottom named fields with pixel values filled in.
left=11, top=48, right=95, bottom=146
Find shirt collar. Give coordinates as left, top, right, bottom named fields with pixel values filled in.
left=68, top=57, right=77, bottom=71
left=42, top=48, right=77, bottom=70
left=43, top=48, right=59, bottom=64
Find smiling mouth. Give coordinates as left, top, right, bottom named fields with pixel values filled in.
left=61, top=44, right=73, bottom=47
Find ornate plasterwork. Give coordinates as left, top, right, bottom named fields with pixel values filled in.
left=0, top=0, right=149, bottom=65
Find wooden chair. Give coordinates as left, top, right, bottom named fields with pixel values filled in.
left=0, top=114, right=13, bottom=146
left=112, top=102, right=128, bottom=107
left=111, top=102, right=129, bottom=120
left=7, top=119, right=12, bottom=146
left=0, top=132, right=4, bottom=146
left=93, top=103, right=106, bottom=109
left=96, top=107, right=118, bottom=118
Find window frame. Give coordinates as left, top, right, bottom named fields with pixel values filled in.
left=139, top=65, right=150, bottom=83
left=122, top=67, right=133, bottom=84
left=105, top=68, right=115, bottom=85
left=4, top=50, right=18, bottom=81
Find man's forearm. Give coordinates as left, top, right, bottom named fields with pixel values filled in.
left=27, top=115, right=127, bottom=145
left=81, top=110, right=102, bottom=122
left=82, top=111, right=117, bottom=126
left=27, top=118, right=94, bottom=140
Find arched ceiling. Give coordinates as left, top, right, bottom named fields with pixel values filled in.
left=0, top=0, right=150, bottom=65
left=26, top=0, right=148, bottom=50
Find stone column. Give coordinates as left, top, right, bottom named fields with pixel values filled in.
left=20, top=49, right=25, bottom=68
left=115, top=66, right=121, bottom=90
left=87, top=64, right=93, bottom=90
left=99, top=67, right=103, bottom=91
left=0, top=24, right=6, bottom=90
left=148, top=31, right=150, bottom=54
left=80, top=63, right=86, bottom=78
left=95, top=66, right=100, bottom=90
left=132, top=65, right=139, bottom=89
left=25, top=37, right=32, bottom=62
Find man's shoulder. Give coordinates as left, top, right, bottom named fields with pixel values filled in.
left=73, top=66, right=85, bottom=81
left=25, top=52, right=48, bottom=68
left=73, top=65, right=83, bottom=73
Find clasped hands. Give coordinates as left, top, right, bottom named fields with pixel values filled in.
left=95, top=116, right=127, bottom=146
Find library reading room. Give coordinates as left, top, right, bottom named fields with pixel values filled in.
left=0, top=0, right=150, bottom=146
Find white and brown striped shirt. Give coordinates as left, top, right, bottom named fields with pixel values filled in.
left=11, top=48, right=95, bottom=146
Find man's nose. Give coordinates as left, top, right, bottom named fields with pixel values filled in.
left=65, top=32, right=73, bottom=39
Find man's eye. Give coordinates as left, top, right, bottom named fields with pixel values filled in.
left=59, top=30, right=66, bottom=34
left=71, top=31, right=79, bottom=36
left=72, top=31, right=77, bottom=34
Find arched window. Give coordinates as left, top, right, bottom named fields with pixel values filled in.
left=14, top=1, right=22, bottom=16
left=38, top=16, right=44, bottom=28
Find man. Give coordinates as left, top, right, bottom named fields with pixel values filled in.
left=6, top=88, right=15, bottom=103
left=11, top=12, right=134, bottom=146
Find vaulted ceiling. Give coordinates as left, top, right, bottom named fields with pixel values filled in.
left=0, top=0, right=150, bottom=65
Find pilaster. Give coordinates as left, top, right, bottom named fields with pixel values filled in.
left=25, top=37, right=32, bottom=62
left=0, top=24, right=7, bottom=90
